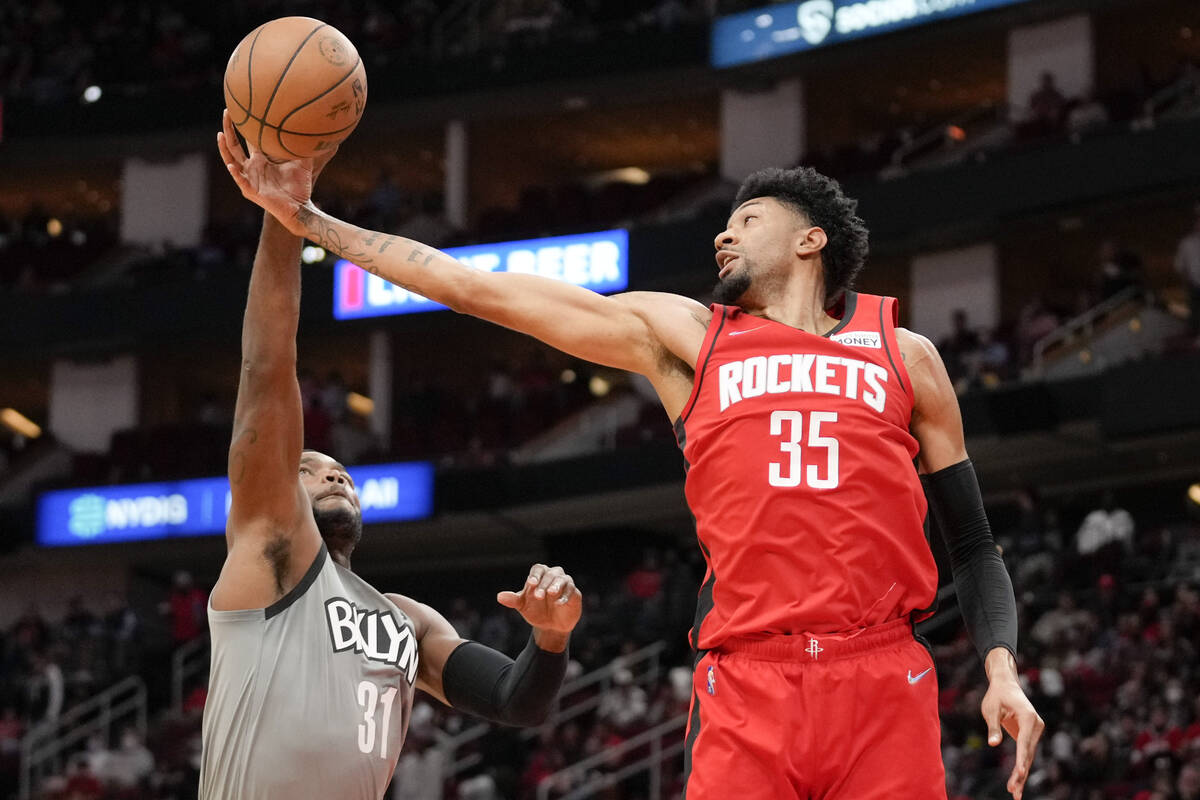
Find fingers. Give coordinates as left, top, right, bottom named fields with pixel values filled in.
left=1007, top=711, right=1044, bottom=800
left=532, top=565, right=575, bottom=603
left=496, top=590, right=521, bottom=609
left=981, top=699, right=1002, bottom=747
left=508, top=564, right=578, bottom=605
left=220, top=108, right=248, bottom=165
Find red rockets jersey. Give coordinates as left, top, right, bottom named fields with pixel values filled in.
left=674, top=292, right=937, bottom=650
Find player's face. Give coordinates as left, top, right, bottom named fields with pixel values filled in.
left=712, top=198, right=804, bottom=305
left=299, top=451, right=363, bottom=546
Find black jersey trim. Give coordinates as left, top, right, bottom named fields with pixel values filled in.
left=673, top=418, right=691, bottom=473
left=878, top=298, right=911, bottom=399
left=677, top=306, right=728, bottom=426
left=265, top=541, right=328, bottom=620
left=681, top=683, right=704, bottom=799
left=821, top=290, right=858, bottom=338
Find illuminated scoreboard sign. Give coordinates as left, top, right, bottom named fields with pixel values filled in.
left=36, top=462, right=435, bottom=547
left=333, top=229, right=629, bottom=320
left=712, top=0, right=1033, bottom=68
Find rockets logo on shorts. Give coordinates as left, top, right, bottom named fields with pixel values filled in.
left=324, top=597, right=419, bottom=684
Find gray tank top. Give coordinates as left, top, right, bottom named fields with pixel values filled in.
left=200, top=543, right=418, bottom=800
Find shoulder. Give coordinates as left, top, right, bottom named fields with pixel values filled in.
left=613, top=291, right=712, bottom=328
left=895, top=328, right=941, bottom=371
left=895, top=327, right=956, bottom=410
left=384, top=592, right=440, bottom=640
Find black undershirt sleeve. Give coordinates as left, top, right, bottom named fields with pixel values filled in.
left=439, top=635, right=568, bottom=727
left=922, top=458, right=1018, bottom=663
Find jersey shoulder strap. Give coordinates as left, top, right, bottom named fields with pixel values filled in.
left=677, top=304, right=732, bottom=425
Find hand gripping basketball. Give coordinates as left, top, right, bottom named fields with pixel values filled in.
left=218, top=109, right=331, bottom=237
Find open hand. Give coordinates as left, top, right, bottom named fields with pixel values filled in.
left=216, top=109, right=336, bottom=235
left=497, top=564, right=582, bottom=637
left=981, top=670, right=1045, bottom=800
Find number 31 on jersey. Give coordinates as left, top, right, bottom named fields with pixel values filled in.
left=768, top=410, right=839, bottom=489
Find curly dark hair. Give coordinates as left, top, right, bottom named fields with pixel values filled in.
left=733, top=166, right=870, bottom=303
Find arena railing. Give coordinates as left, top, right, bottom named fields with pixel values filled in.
left=439, top=640, right=668, bottom=780
left=535, top=713, right=689, bottom=800
left=19, top=675, right=147, bottom=800
left=171, top=634, right=211, bottom=713
left=1029, top=285, right=1148, bottom=376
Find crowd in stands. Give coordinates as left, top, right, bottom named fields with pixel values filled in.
left=3, top=485, right=1198, bottom=800
left=0, top=571, right=209, bottom=800
left=0, top=0, right=716, bottom=109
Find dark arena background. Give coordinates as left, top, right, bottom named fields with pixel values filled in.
left=2, top=0, right=1200, bottom=798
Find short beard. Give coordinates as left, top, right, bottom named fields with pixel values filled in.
left=712, top=270, right=752, bottom=305
left=313, top=504, right=363, bottom=555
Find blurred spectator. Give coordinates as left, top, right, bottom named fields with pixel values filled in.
left=101, top=728, right=156, bottom=792
left=1026, top=71, right=1068, bottom=137
left=62, top=754, right=104, bottom=800
left=1067, top=87, right=1110, bottom=137
left=1077, top=490, right=1135, bottom=557
left=1175, top=205, right=1200, bottom=341
left=1095, top=238, right=1144, bottom=301
left=1015, top=295, right=1062, bottom=368
left=162, top=571, right=207, bottom=647
left=62, top=596, right=99, bottom=641
left=938, top=309, right=981, bottom=387
left=596, top=667, right=648, bottom=733
left=26, top=650, right=64, bottom=730
left=105, top=593, right=141, bottom=677
left=12, top=605, right=50, bottom=653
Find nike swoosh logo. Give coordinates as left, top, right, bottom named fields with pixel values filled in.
left=907, top=668, right=932, bottom=685
left=728, top=326, right=766, bottom=336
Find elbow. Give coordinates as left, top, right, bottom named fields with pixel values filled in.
left=505, top=704, right=552, bottom=728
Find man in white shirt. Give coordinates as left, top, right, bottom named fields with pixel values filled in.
left=1175, top=205, right=1200, bottom=339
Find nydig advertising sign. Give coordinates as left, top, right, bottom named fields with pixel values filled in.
left=36, top=462, right=435, bottom=547
left=334, top=229, right=629, bottom=320
left=712, top=0, right=1032, bottom=68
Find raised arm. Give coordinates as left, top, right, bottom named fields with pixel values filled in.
left=899, top=329, right=1044, bottom=800
left=219, top=131, right=709, bottom=416
left=387, top=564, right=581, bottom=727
left=211, top=111, right=333, bottom=611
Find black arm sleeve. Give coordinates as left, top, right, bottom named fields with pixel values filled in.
left=922, top=459, right=1018, bottom=663
left=440, top=635, right=568, bottom=727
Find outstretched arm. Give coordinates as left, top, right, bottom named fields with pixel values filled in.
left=900, top=329, right=1044, bottom=800
left=211, top=111, right=335, bottom=611
left=389, top=564, right=581, bottom=727
left=219, top=131, right=709, bottom=417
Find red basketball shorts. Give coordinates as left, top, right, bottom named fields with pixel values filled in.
left=683, top=617, right=946, bottom=800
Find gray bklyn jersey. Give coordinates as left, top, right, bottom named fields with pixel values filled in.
left=200, top=543, right=418, bottom=800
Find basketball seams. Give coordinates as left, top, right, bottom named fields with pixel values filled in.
left=226, top=24, right=265, bottom=126
left=256, top=21, right=329, bottom=154
left=273, top=58, right=363, bottom=158
left=276, top=55, right=362, bottom=135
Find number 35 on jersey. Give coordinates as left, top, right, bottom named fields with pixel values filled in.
left=768, top=410, right=839, bottom=489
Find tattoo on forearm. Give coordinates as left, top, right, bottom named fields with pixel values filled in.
left=228, top=427, right=258, bottom=486
left=296, top=207, right=435, bottom=278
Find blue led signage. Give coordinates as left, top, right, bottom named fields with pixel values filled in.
left=712, top=0, right=1032, bottom=68
left=334, top=229, right=629, bottom=320
left=36, top=461, right=435, bottom=547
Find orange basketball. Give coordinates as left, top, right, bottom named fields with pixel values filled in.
left=223, top=17, right=367, bottom=162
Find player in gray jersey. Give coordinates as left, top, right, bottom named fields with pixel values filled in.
left=204, top=113, right=582, bottom=800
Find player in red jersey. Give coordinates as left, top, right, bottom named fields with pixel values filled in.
left=221, top=129, right=1044, bottom=799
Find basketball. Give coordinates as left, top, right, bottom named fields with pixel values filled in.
left=223, top=17, right=367, bottom=163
